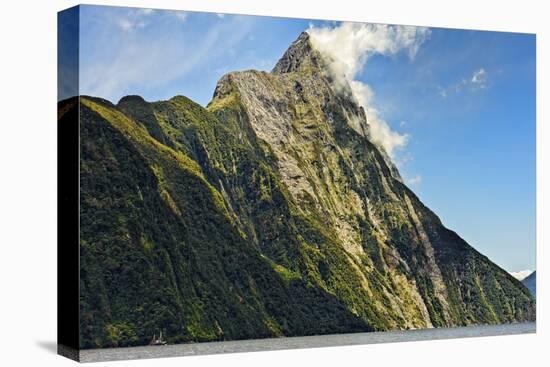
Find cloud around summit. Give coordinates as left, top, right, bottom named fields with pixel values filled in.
left=307, top=22, right=430, bottom=157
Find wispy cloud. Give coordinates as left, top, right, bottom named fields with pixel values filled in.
left=437, top=67, right=489, bottom=98
left=115, top=8, right=191, bottom=31
left=80, top=10, right=254, bottom=102
left=117, top=19, right=134, bottom=31
left=405, top=175, right=422, bottom=186
left=308, top=22, right=430, bottom=158
left=138, top=8, right=154, bottom=16
left=471, top=68, right=487, bottom=88
left=174, top=11, right=188, bottom=22
left=115, top=8, right=154, bottom=31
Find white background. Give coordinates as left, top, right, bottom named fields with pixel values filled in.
left=0, top=0, right=547, bottom=365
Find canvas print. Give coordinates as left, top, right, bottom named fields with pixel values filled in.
left=58, top=4, right=536, bottom=361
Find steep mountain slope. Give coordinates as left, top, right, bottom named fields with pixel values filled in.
left=522, top=271, right=536, bottom=297
left=75, top=96, right=368, bottom=348
left=206, top=32, right=534, bottom=327
left=65, top=31, right=535, bottom=349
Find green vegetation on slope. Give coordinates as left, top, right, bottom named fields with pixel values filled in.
left=68, top=32, right=534, bottom=349
left=74, top=97, right=370, bottom=348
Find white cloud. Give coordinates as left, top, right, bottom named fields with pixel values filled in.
left=471, top=68, right=487, bottom=88
left=118, top=19, right=134, bottom=31
left=438, top=67, right=488, bottom=97
left=406, top=175, right=422, bottom=186
left=308, top=22, right=430, bottom=157
left=116, top=8, right=154, bottom=31
left=509, top=270, right=534, bottom=281
left=138, top=8, right=154, bottom=16
left=366, top=107, right=409, bottom=156
left=308, top=22, right=429, bottom=80
left=216, top=13, right=226, bottom=18
left=174, top=11, right=188, bottom=22
left=115, top=8, right=188, bottom=31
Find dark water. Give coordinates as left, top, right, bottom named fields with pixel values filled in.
left=75, top=322, right=535, bottom=363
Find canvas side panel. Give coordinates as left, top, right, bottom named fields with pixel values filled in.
left=57, top=5, right=80, bottom=353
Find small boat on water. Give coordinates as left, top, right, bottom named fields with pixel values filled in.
left=149, top=330, right=167, bottom=346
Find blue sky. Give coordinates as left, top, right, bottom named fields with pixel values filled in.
left=68, top=5, right=536, bottom=273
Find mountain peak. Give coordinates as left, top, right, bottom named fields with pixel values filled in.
left=117, top=95, right=147, bottom=106
left=272, top=32, right=326, bottom=74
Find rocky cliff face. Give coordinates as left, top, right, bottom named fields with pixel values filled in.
left=65, top=32, right=535, bottom=349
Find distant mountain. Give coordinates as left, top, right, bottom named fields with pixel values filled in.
left=62, top=31, right=536, bottom=349
left=510, top=270, right=533, bottom=281
left=522, top=271, right=536, bottom=297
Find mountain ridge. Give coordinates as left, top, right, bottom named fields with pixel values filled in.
left=66, top=32, right=535, bottom=349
